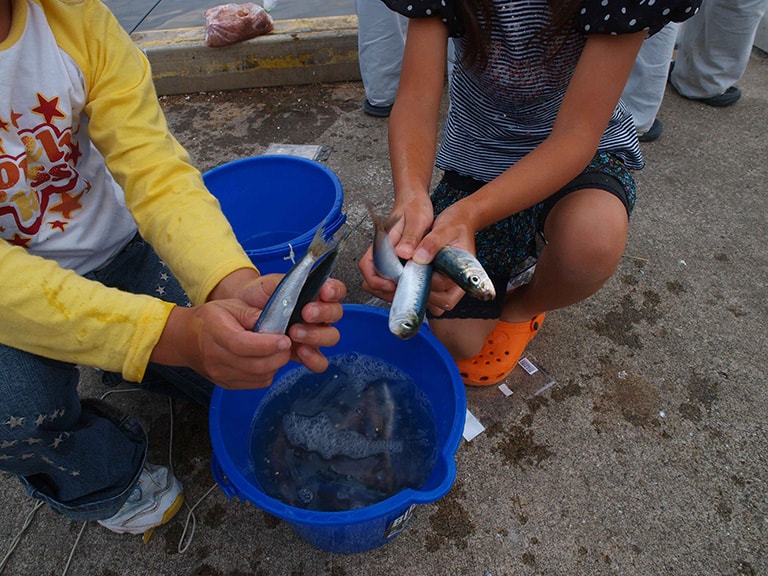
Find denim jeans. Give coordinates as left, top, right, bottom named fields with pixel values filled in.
left=0, top=234, right=214, bottom=521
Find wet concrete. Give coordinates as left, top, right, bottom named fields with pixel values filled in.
left=0, top=46, right=766, bottom=576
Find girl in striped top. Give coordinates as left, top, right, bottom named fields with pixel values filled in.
left=359, top=0, right=701, bottom=385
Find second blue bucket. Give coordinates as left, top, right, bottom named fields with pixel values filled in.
left=203, top=155, right=346, bottom=273
left=209, top=305, right=467, bottom=554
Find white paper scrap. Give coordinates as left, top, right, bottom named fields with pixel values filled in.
left=264, top=143, right=332, bottom=161
left=518, top=356, right=538, bottom=375
left=463, top=409, right=485, bottom=441
left=498, top=383, right=513, bottom=397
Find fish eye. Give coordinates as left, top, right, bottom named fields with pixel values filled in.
left=470, top=275, right=480, bottom=283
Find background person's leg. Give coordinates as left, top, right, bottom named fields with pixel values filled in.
left=622, top=22, right=679, bottom=139
left=355, top=0, right=408, bottom=115
left=672, top=0, right=768, bottom=101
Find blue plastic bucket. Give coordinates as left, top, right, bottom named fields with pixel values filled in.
left=203, top=155, right=346, bottom=273
left=209, top=304, right=466, bottom=554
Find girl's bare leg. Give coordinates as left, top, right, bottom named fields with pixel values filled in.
left=503, top=187, right=629, bottom=322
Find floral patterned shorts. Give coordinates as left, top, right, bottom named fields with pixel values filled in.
left=429, top=151, right=636, bottom=319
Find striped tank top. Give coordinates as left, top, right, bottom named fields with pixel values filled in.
left=436, top=0, right=643, bottom=182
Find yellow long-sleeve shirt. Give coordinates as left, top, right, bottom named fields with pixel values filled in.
left=0, top=0, right=257, bottom=381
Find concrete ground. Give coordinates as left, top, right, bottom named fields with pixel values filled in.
left=1, top=22, right=767, bottom=576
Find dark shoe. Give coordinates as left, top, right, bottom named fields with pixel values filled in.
left=669, top=61, right=741, bottom=107
left=696, top=86, right=741, bottom=107
left=363, top=99, right=393, bottom=118
left=638, top=118, right=663, bottom=143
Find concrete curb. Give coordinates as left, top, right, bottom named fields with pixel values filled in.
left=132, top=15, right=361, bottom=96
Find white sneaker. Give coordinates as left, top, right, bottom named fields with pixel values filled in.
left=98, top=463, right=184, bottom=541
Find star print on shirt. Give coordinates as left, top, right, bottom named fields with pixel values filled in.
left=31, top=94, right=66, bottom=124
left=68, top=140, right=82, bottom=165
left=49, top=190, right=85, bottom=219
left=7, top=233, right=31, bottom=247
left=10, top=110, right=22, bottom=129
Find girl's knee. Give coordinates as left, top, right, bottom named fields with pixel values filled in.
left=546, top=200, right=628, bottom=281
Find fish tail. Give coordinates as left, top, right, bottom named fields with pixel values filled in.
left=365, top=200, right=381, bottom=228
left=365, top=200, right=401, bottom=232
left=307, top=219, right=335, bottom=258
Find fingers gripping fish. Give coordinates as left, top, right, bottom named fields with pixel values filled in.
left=365, top=201, right=405, bottom=281
left=255, top=220, right=343, bottom=335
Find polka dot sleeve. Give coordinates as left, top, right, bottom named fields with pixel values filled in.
left=576, top=0, right=702, bottom=36
left=379, top=0, right=464, bottom=36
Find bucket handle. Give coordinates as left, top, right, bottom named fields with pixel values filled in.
left=210, top=453, right=237, bottom=499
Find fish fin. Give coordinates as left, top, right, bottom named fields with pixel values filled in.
left=382, top=212, right=402, bottom=233
left=365, top=200, right=401, bottom=233
left=307, top=217, right=358, bottom=266
left=306, top=218, right=334, bottom=258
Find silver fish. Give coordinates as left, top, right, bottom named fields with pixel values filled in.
left=389, top=260, right=433, bottom=339
left=432, top=245, right=496, bottom=301
left=285, top=220, right=358, bottom=327
left=365, top=201, right=404, bottom=281
left=255, top=221, right=338, bottom=334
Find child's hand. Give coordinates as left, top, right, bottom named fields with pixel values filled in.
left=390, top=194, right=434, bottom=261
left=411, top=200, right=477, bottom=266
left=152, top=275, right=345, bottom=390
left=238, top=274, right=346, bottom=375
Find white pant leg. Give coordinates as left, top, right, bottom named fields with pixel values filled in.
left=621, top=23, right=679, bottom=133
left=355, top=0, right=408, bottom=107
left=672, top=0, right=768, bottom=98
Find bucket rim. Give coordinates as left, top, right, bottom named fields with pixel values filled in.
left=242, top=212, right=347, bottom=259
left=203, top=153, right=342, bottom=179
left=203, top=154, right=346, bottom=259
left=209, top=304, right=466, bottom=526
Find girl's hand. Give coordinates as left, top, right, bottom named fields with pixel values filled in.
left=412, top=199, right=481, bottom=316
left=389, top=192, right=435, bottom=261
left=359, top=193, right=434, bottom=301
left=412, top=198, right=478, bottom=266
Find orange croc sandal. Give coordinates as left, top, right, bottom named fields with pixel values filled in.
left=455, top=313, right=545, bottom=386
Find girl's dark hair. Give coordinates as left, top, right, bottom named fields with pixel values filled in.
left=459, top=0, right=582, bottom=70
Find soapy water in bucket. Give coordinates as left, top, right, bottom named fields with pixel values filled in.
left=249, top=352, right=438, bottom=512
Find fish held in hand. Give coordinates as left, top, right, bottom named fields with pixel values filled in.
left=389, top=260, right=433, bottom=339
left=256, top=221, right=340, bottom=335
left=365, top=201, right=404, bottom=281
left=433, top=245, right=496, bottom=301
